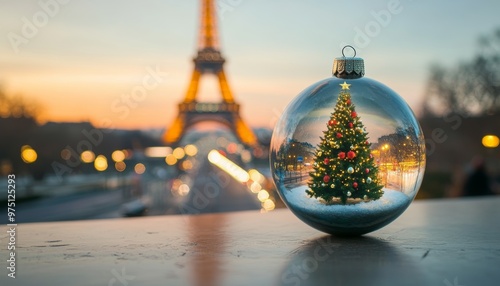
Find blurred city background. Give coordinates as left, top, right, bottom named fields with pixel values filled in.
left=1, top=0, right=499, bottom=223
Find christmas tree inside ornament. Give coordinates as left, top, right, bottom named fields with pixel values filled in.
left=270, top=46, right=426, bottom=235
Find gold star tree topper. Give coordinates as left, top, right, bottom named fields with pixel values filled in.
left=340, top=81, right=351, bottom=90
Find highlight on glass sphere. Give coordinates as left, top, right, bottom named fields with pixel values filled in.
left=270, top=46, right=426, bottom=235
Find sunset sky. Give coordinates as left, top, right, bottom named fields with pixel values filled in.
left=1, top=0, right=500, bottom=130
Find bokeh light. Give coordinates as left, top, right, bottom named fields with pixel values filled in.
left=115, top=161, right=126, bottom=172
left=482, top=135, right=499, bottom=148
left=145, top=146, right=172, bottom=157
left=226, top=142, right=237, bottom=154
left=181, top=160, right=193, bottom=170
left=165, top=154, right=178, bottom=165
left=178, top=184, right=190, bottom=196
left=21, top=145, right=37, bottom=163
left=111, top=150, right=126, bottom=162
left=257, top=189, right=270, bottom=202
left=248, top=169, right=265, bottom=184
left=207, top=149, right=250, bottom=183
left=173, top=147, right=185, bottom=159
left=134, top=163, right=146, bottom=174
left=80, top=150, right=95, bottom=163
left=250, top=181, right=262, bottom=193
left=60, top=148, right=72, bottom=160
left=241, top=150, right=252, bottom=163
left=262, top=199, right=275, bottom=211
left=184, top=144, right=198, bottom=157
left=94, top=155, right=108, bottom=171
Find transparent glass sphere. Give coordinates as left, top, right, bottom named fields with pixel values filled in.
left=270, top=76, right=426, bottom=235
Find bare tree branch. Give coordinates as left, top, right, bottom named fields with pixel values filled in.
left=423, top=28, right=500, bottom=117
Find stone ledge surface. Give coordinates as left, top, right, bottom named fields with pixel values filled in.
left=1, top=197, right=499, bottom=286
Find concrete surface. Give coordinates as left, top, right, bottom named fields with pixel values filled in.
left=1, top=196, right=499, bottom=286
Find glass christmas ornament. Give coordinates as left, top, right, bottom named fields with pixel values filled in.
left=270, top=46, right=426, bottom=235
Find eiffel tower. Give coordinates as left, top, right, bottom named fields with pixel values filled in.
left=163, top=0, right=258, bottom=147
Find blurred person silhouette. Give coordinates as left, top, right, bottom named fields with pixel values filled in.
left=463, top=156, right=494, bottom=196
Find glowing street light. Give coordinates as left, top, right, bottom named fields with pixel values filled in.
left=184, top=144, right=198, bottom=157
left=111, top=150, right=126, bottom=162
left=21, top=145, right=37, bottom=163
left=80, top=150, right=95, bottom=163
left=134, top=163, right=146, bottom=174
left=173, top=147, right=185, bottom=159
left=94, top=155, right=108, bottom=171
left=262, top=199, right=275, bottom=211
left=115, top=161, right=126, bottom=172
left=257, top=189, right=270, bottom=202
left=145, top=146, right=172, bottom=157
left=482, top=135, right=499, bottom=148
left=165, top=154, right=177, bottom=166
left=207, top=150, right=250, bottom=183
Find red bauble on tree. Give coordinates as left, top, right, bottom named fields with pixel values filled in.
left=348, top=122, right=354, bottom=128
left=336, top=132, right=343, bottom=138
left=351, top=111, right=357, bottom=118
left=365, top=168, right=370, bottom=174
left=347, top=151, right=356, bottom=159
left=338, top=152, right=346, bottom=159
left=323, top=158, right=330, bottom=165
left=323, top=175, right=330, bottom=183
left=353, top=182, right=358, bottom=188
left=328, top=120, right=337, bottom=126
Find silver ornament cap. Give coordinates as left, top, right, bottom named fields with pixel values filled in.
left=332, top=45, right=365, bottom=79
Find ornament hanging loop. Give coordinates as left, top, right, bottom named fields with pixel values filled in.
left=342, top=45, right=356, bottom=58
left=333, top=45, right=364, bottom=79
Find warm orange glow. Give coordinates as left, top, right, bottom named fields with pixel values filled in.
left=21, top=145, right=37, bottom=163
left=115, top=161, right=126, bottom=172
left=145, top=146, right=172, bottom=157
left=234, top=117, right=257, bottom=146
left=134, top=163, right=146, bottom=174
left=482, top=135, right=500, bottom=148
left=184, top=144, right=198, bottom=156
left=165, top=154, right=178, bottom=166
left=226, top=142, right=238, bottom=154
left=173, top=147, right=185, bottom=159
left=241, top=150, right=252, bottom=163
left=80, top=150, right=95, bottom=163
left=163, top=117, right=185, bottom=144
left=262, top=199, right=275, bottom=211
left=111, top=150, right=126, bottom=162
left=94, top=155, right=108, bottom=171
left=181, top=160, right=193, bottom=170
left=178, top=184, right=190, bottom=196
left=250, top=181, right=262, bottom=193
left=207, top=149, right=249, bottom=183
left=248, top=169, right=265, bottom=184
left=257, top=190, right=270, bottom=202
